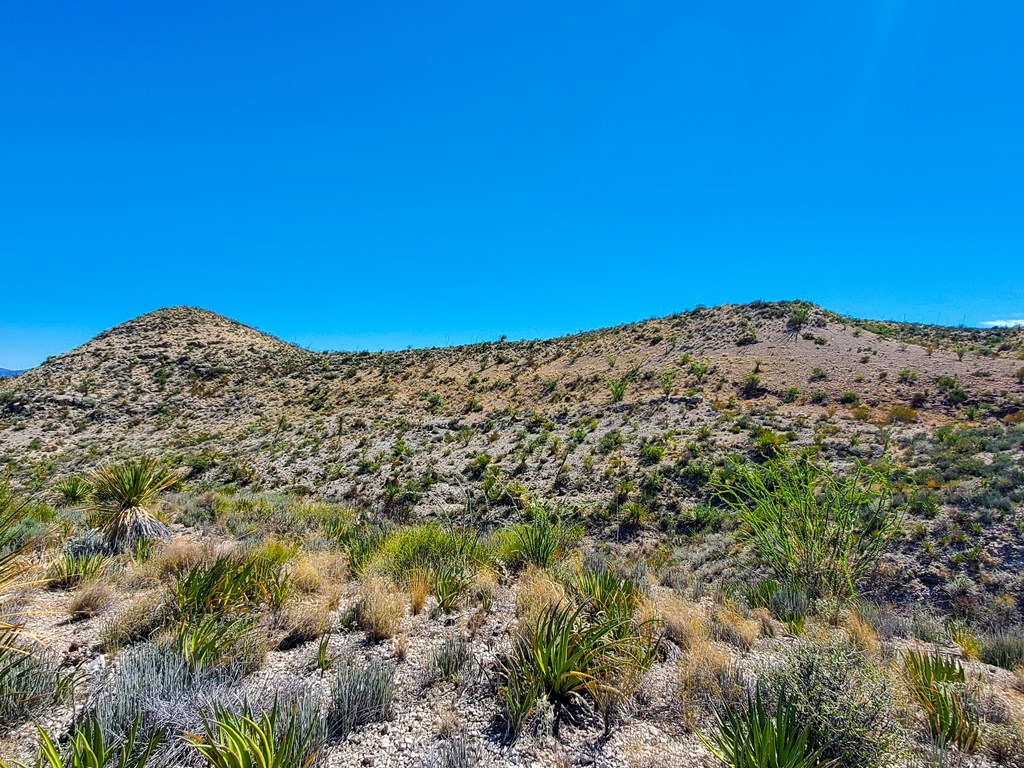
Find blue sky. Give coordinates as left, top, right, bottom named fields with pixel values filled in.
left=2, top=2, right=1022, bottom=369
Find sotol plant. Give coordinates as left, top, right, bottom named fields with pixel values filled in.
left=89, top=458, right=177, bottom=550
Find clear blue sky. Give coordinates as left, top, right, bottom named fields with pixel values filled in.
left=2, top=2, right=1022, bottom=369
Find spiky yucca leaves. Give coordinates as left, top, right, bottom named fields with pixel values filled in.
left=55, top=475, right=91, bottom=507
left=0, top=488, right=44, bottom=651
left=88, top=459, right=177, bottom=550
left=24, top=715, right=161, bottom=768
left=188, top=702, right=321, bottom=768
left=499, top=600, right=659, bottom=736
left=903, top=650, right=980, bottom=751
left=713, top=454, right=902, bottom=600
left=702, top=688, right=832, bottom=768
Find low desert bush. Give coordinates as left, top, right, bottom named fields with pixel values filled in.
left=977, top=627, right=1024, bottom=670
left=657, top=593, right=708, bottom=650
left=514, top=566, right=565, bottom=628
left=99, top=594, right=167, bottom=651
left=279, top=601, right=331, bottom=650
left=429, top=637, right=473, bottom=684
left=760, top=636, right=897, bottom=767
left=709, top=603, right=760, bottom=651
left=677, top=643, right=744, bottom=730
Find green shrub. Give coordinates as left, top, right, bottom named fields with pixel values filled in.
left=977, top=628, right=1024, bottom=670
left=714, top=455, right=902, bottom=599
left=760, top=637, right=896, bottom=767
left=501, top=506, right=576, bottom=569
left=429, top=637, right=473, bottom=684
left=702, top=687, right=825, bottom=768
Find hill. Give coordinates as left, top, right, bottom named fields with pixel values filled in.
left=3, top=300, right=1024, bottom=766
left=0, top=368, right=25, bottom=378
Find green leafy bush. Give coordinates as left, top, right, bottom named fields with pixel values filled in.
left=714, top=455, right=902, bottom=599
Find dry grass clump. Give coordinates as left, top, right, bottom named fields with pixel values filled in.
left=144, top=538, right=217, bottom=581
left=291, top=550, right=348, bottom=593
left=356, top=575, right=405, bottom=641
left=708, top=602, right=760, bottom=651
left=845, top=609, right=880, bottom=654
left=278, top=600, right=332, bottom=650
left=409, top=567, right=431, bottom=615
left=99, top=592, right=165, bottom=651
left=656, top=593, right=708, bottom=650
left=68, top=579, right=112, bottom=620
left=514, top=565, right=565, bottom=629
left=676, top=642, right=743, bottom=730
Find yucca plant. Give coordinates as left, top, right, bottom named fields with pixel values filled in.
left=48, top=553, right=108, bottom=589
left=55, top=476, right=91, bottom=506
left=175, top=615, right=259, bottom=671
left=502, top=600, right=657, bottom=735
left=702, top=688, right=832, bottom=768
left=903, top=650, right=979, bottom=751
left=574, top=566, right=643, bottom=624
left=188, top=703, right=321, bottom=768
left=26, top=714, right=161, bottom=768
left=1, top=488, right=45, bottom=652
left=432, top=562, right=472, bottom=613
left=507, top=506, right=569, bottom=569
left=89, top=459, right=177, bottom=550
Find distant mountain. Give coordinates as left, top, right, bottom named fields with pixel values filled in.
left=0, top=368, right=25, bottom=378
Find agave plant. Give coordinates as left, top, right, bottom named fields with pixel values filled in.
left=29, top=714, right=161, bottom=768
left=188, top=703, right=321, bottom=768
left=89, top=459, right=177, bottom=550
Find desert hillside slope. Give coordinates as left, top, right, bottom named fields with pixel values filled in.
left=3, top=300, right=1024, bottom=768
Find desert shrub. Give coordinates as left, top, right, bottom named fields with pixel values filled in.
left=88, top=641, right=247, bottom=763
left=714, top=455, right=902, bottom=600
left=99, top=595, right=167, bottom=651
left=409, top=567, right=431, bottom=614
left=702, top=687, right=824, bottom=768
left=88, top=458, right=177, bottom=550
left=514, top=566, right=565, bottom=627
left=760, top=636, right=897, bottom=767
left=903, top=650, right=980, bottom=751
left=978, top=627, right=1024, bottom=670
left=677, top=644, right=745, bottom=730
left=429, top=637, right=473, bottom=684
left=657, top=593, right=708, bottom=650
left=369, top=524, right=488, bottom=584
left=0, top=639, right=61, bottom=727
left=744, top=579, right=809, bottom=629
left=356, top=575, right=404, bottom=641
left=709, top=603, right=760, bottom=651
left=326, top=660, right=395, bottom=739
left=48, top=552, right=108, bottom=589
left=279, top=602, right=330, bottom=651
left=167, top=552, right=283, bottom=621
